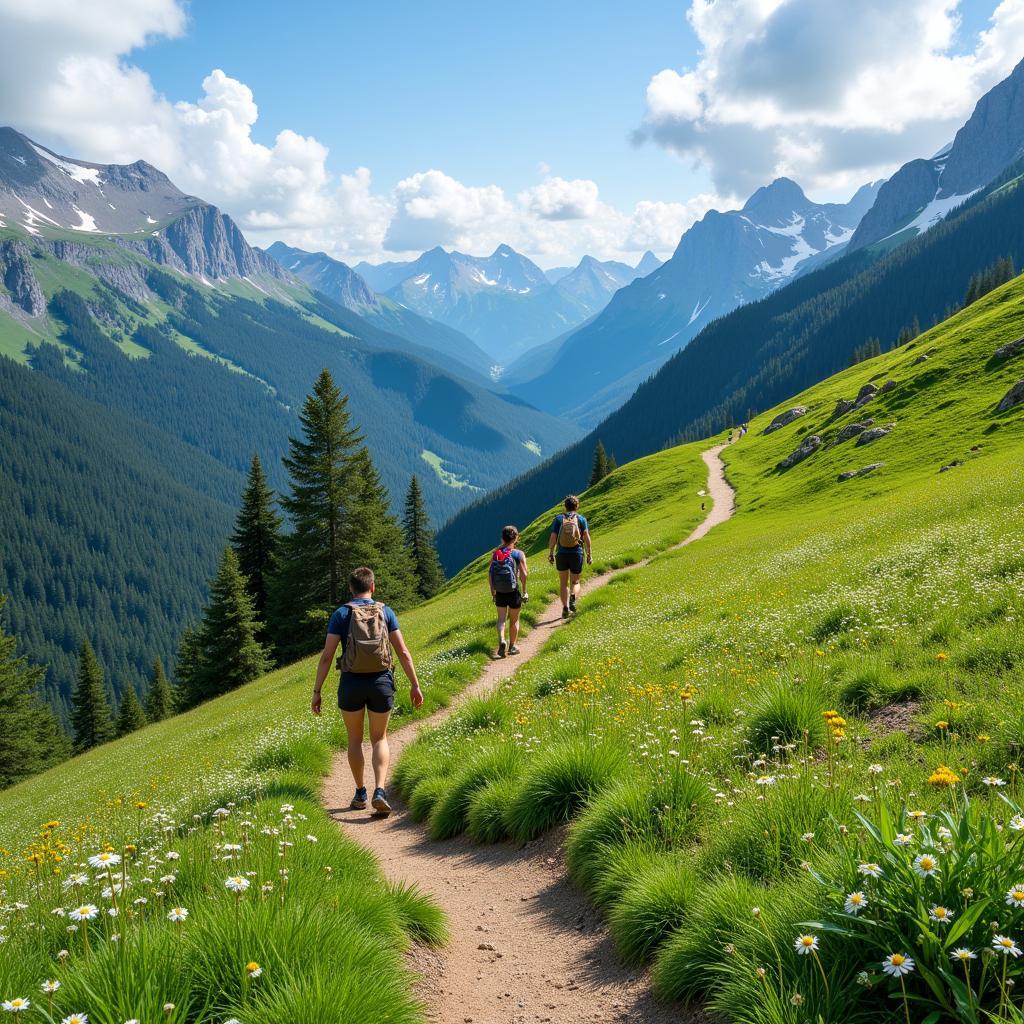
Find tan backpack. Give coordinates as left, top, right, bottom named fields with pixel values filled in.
left=558, top=512, right=582, bottom=548
left=339, top=602, right=393, bottom=674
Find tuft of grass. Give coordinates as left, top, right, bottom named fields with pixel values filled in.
left=465, top=776, right=519, bottom=843
left=387, top=880, right=450, bottom=946
left=745, top=677, right=828, bottom=752
left=503, top=739, right=625, bottom=844
left=608, top=853, right=697, bottom=965
left=407, top=775, right=449, bottom=822
left=590, top=840, right=665, bottom=912
left=429, top=744, right=522, bottom=840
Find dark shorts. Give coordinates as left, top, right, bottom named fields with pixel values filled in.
left=555, top=549, right=585, bottom=574
left=338, top=671, right=395, bottom=713
left=494, top=589, right=523, bottom=609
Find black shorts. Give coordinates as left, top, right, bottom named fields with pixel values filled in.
left=338, top=671, right=396, bottom=713
left=555, top=549, right=585, bottom=574
left=494, top=589, right=523, bottom=609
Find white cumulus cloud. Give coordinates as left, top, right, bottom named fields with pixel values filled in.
left=637, top=0, right=1024, bottom=197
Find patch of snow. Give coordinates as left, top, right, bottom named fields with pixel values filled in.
left=657, top=292, right=666, bottom=300
left=108, top=203, right=117, bottom=210
left=471, top=267, right=498, bottom=287
left=756, top=232, right=816, bottom=282
left=898, top=189, right=980, bottom=238
left=243, top=275, right=268, bottom=295
left=0, top=217, right=5, bottom=228
left=824, top=224, right=854, bottom=247
left=29, top=141, right=102, bottom=185
left=758, top=213, right=806, bottom=238
left=516, top=287, right=530, bottom=294
left=70, top=206, right=99, bottom=231
left=15, top=194, right=61, bottom=231
left=151, top=230, right=159, bottom=236
left=12, top=155, right=25, bottom=166
left=688, top=294, right=712, bottom=324
left=146, top=216, right=157, bottom=224
left=42, top=197, right=53, bottom=209
left=198, top=276, right=214, bottom=288
left=658, top=329, right=682, bottom=347
left=288, top=259, right=302, bottom=269
left=412, top=272, right=430, bottom=286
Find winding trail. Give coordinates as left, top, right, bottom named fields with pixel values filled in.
left=324, top=444, right=735, bottom=1023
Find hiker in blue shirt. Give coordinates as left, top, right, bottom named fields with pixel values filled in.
left=489, top=525, right=528, bottom=658
left=311, top=566, right=423, bottom=818
left=548, top=494, right=592, bottom=619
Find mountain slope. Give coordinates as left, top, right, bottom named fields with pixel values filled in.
left=512, top=177, right=881, bottom=425
left=849, top=57, right=1024, bottom=251
left=265, top=241, right=495, bottom=380
left=436, top=158, right=1024, bottom=571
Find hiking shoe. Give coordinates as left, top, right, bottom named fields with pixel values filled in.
left=561, top=606, right=570, bottom=619
left=350, top=787, right=368, bottom=810
left=508, top=644, right=520, bottom=655
left=372, top=788, right=392, bottom=817
left=497, top=640, right=507, bottom=658
left=569, top=594, right=577, bottom=613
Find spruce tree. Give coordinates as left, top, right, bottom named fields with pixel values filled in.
left=70, top=640, right=114, bottom=754
left=589, top=441, right=609, bottom=487
left=275, top=369, right=364, bottom=655
left=230, top=454, right=282, bottom=634
left=188, top=548, right=270, bottom=705
left=402, top=475, right=444, bottom=601
left=145, top=660, right=176, bottom=722
left=606, top=453, right=618, bottom=474
left=174, top=626, right=202, bottom=699
left=115, top=684, right=147, bottom=737
left=343, top=448, right=417, bottom=610
left=0, top=596, right=67, bottom=788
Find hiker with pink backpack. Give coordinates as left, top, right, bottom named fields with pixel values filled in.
left=548, top=494, right=592, bottom=619
left=489, top=525, right=529, bottom=658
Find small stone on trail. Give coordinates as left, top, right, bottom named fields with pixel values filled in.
left=478, top=942, right=495, bottom=951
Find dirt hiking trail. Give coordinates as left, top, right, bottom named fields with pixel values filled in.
left=324, top=444, right=735, bottom=1023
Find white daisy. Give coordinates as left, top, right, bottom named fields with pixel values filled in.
left=882, top=952, right=915, bottom=976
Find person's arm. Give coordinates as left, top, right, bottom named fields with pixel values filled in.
left=548, top=529, right=557, bottom=563
left=311, top=633, right=341, bottom=715
left=583, top=529, right=593, bottom=564
left=390, top=629, right=424, bottom=708
left=518, top=552, right=529, bottom=583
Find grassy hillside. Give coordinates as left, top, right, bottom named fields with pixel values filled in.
left=395, top=276, right=1024, bottom=1022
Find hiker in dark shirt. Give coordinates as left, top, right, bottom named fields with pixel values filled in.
left=548, top=494, right=592, bottom=619
left=311, top=566, right=423, bottom=817
left=489, top=525, right=528, bottom=658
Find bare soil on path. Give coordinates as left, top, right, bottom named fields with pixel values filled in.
left=323, top=445, right=734, bottom=1023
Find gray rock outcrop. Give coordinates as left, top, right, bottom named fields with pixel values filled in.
left=835, top=419, right=874, bottom=443
left=778, top=434, right=822, bottom=469
left=994, top=337, right=1024, bottom=361
left=764, top=406, right=807, bottom=434
left=833, top=397, right=857, bottom=418
left=997, top=379, right=1024, bottom=412
left=838, top=463, right=883, bottom=481
left=879, top=379, right=897, bottom=393
left=0, top=240, right=46, bottom=316
left=913, top=354, right=929, bottom=365
left=854, top=383, right=879, bottom=409
left=856, top=423, right=895, bottom=446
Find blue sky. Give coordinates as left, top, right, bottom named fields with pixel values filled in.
left=135, top=1, right=701, bottom=212
left=2, top=0, right=1018, bottom=265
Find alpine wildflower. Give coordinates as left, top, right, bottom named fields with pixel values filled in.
left=913, top=853, right=939, bottom=877
left=167, top=906, right=189, bottom=922
left=245, top=961, right=263, bottom=978
left=844, top=892, right=868, bottom=915
left=951, top=948, right=977, bottom=962
left=1005, top=884, right=1024, bottom=908
left=858, top=862, right=883, bottom=878
left=794, top=934, right=819, bottom=955
left=2, top=998, right=30, bottom=1012
left=68, top=904, right=99, bottom=921
left=225, top=875, right=250, bottom=893
left=993, top=935, right=1022, bottom=957
left=929, top=905, right=954, bottom=925
left=882, top=952, right=915, bottom=976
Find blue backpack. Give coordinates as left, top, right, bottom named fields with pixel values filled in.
left=489, top=547, right=519, bottom=593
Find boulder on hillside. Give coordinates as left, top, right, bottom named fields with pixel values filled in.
left=939, top=459, right=964, bottom=473
left=777, top=434, right=822, bottom=469
left=879, top=379, right=897, bottom=393
left=832, top=397, right=857, bottom=418
left=997, top=379, right=1024, bottom=412
left=764, top=406, right=807, bottom=434
left=854, top=383, right=879, bottom=408
left=913, top=354, right=929, bottom=365
left=994, top=337, right=1024, bottom=361
left=838, top=463, right=883, bottom=481
left=834, top=419, right=874, bottom=444
left=856, top=423, right=895, bottom=446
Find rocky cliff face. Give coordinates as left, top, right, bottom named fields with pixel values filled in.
left=0, top=239, right=45, bottom=316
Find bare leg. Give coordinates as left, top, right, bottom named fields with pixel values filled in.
left=367, top=709, right=392, bottom=790
left=571, top=572, right=582, bottom=603
left=508, top=607, right=521, bottom=647
left=496, top=606, right=508, bottom=645
left=341, top=709, right=366, bottom=789
left=558, top=568, right=570, bottom=610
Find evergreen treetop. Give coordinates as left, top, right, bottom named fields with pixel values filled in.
left=589, top=441, right=609, bottom=487
left=402, top=474, right=445, bottom=601
left=145, top=659, right=176, bottom=722
left=71, top=639, right=115, bottom=754
left=115, top=684, right=147, bottom=737
left=231, top=453, right=282, bottom=627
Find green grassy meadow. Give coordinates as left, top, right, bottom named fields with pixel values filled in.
left=394, top=277, right=1024, bottom=1022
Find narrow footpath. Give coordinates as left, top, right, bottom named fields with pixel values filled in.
left=324, top=444, right=735, bottom=1024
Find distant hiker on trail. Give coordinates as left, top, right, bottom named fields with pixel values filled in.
left=548, top=494, right=592, bottom=619
left=489, top=525, right=528, bottom=658
left=311, top=566, right=423, bottom=818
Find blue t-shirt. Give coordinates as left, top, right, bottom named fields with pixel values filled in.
left=551, top=513, right=589, bottom=552
left=327, top=598, right=400, bottom=679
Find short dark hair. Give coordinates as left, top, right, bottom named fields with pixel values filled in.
left=564, top=494, right=580, bottom=511
left=501, top=525, right=519, bottom=544
left=349, top=566, right=375, bottom=594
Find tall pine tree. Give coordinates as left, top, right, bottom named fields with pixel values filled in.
left=231, top=454, right=282, bottom=639
left=402, top=475, right=444, bottom=601
left=71, top=640, right=114, bottom=754
left=589, top=441, right=609, bottom=487
left=0, top=596, right=68, bottom=788
left=186, top=547, right=270, bottom=706
left=174, top=626, right=202, bottom=700
left=273, top=369, right=364, bottom=657
left=145, top=660, right=176, bottom=722
left=115, top=684, right=147, bottom=737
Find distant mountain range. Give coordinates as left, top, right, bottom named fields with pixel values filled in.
left=850, top=57, right=1024, bottom=251
left=510, top=176, right=883, bottom=425
left=352, top=244, right=657, bottom=362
